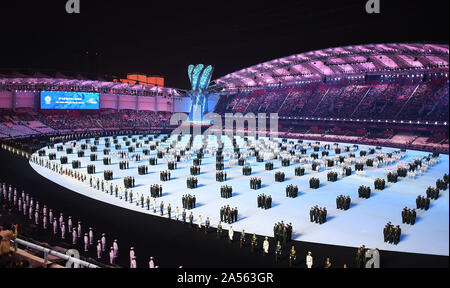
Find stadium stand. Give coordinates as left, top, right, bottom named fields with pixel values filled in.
left=215, top=76, right=449, bottom=122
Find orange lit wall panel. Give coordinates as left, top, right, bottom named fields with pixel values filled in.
left=120, top=74, right=165, bottom=87
left=148, top=77, right=164, bottom=87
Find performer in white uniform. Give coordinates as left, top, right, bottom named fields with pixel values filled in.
left=61, top=223, right=66, bottom=239
left=129, top=247, right=135, bottom=265
left=197, top=215, right=202, bottom=232
left=72, top=228, right=77, bottom=245
left=53, top=218, right=58, bottom=235
left=228, top=226, right=234, bottom=243
left=101, top=233, right=106, bottom=252
left=263, top=236, right=269, bottom=256
left=130, top=257, right=137, bottom=268
left=89, top=227, right=94, bottom=245
left=109, top=247, right=115, bottom=264
left=83, top=233, right=89, bottom=252
left=306, top=251, right=313, bottom=268
left=149, top=256, right=155, bottom=268
left=113, top=239, right=119, bottom=258
left=96, top=240, right=102, bottom=259
left=68, top=216, right=73, bottom=233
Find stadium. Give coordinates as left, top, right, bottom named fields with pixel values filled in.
left=0, top=1, right=448, bottom=274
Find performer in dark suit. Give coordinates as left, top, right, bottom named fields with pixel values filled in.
left=251, top=233, right=257, bottom=253
left=289, top=246, right=296, bottom=267
left=275, top=241, right=282, bottom=263
left=217, top=221, right=223, bottom=239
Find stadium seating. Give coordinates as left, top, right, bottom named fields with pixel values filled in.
left=0, top=110, right=173, bottom=139
left=215, top=76, right=449, bottom=122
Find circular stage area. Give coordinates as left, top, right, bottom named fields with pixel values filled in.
left=30, top=134, right=449, bottom=256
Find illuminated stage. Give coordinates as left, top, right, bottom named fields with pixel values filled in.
left=30, top=134, right=449, bottom=256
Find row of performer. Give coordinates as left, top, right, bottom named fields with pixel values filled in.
left=257, top=194, right=272, bottom=209
left=401, top=207, right=417, bottom=225
left=0, top=182, right=126, bottom=266
left=309, top=206, right=327, bottom=224
left=220, top=186, right=232, bottom=199
left=160, top=170, right=171, bottom=181
left=273, top=221, right=293, bottom=243
left=336, top=195, right=351, bottom=210
left=250, top=178, right=262, bottom=190
left=383, top=222, right=401, bottom=245
left=216, top=171, right=227, bottom=182
left=186, top=177, right=198, bottom=189
left=219, top=205, right=239, bottom=224
left=181, top=194, right=196, bottom=210
left=285, top=185, right=298, bottom=198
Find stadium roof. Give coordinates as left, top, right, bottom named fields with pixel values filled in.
left=0, top=76, right=183, bottom=96
left=214, top=43, right=449, bottom=89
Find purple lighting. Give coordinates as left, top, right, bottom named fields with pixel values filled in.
left=215, top=43, right=449, bottom=89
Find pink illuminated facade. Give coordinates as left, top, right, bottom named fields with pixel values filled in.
left=214, top=43, right=449, bottom=90
left=0, top=76, right=189, bottom=112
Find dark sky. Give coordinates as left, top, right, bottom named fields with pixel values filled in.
left=0, top=0, right=448, bottom=89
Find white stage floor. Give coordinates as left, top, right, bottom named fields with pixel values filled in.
left=30, top=134, right=449, bottom=256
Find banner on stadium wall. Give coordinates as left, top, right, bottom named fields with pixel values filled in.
left=40, top=91, right=100, bottom=110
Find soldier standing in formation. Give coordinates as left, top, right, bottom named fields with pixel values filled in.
left=289, top=246, right=296, bottom=267
left=217, top=221, right=223, bottom=239
left=401, top=207, right=417, bottom=225
left=275, top=241, right=282, bottom=263
left=251, top=234, right=257, bottom=253
left=205, top=217, right=210, bottom=234
left=240, top=229, right=246, bottom=248
left=189, top=212, right=194, bottom=227
left=383, top=222, right=401, bottom=244
left=182, top=209, right=187, bottom=223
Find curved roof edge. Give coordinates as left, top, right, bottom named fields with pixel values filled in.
left=214, top=43, right=449, bottom=89
left=0, top=76, right=183, bottom=96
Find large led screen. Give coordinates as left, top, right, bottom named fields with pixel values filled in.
left=40, top=91, right=100, bottom=110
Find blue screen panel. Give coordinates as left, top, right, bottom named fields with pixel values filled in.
left=40, top=91, right=100, bottom=110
